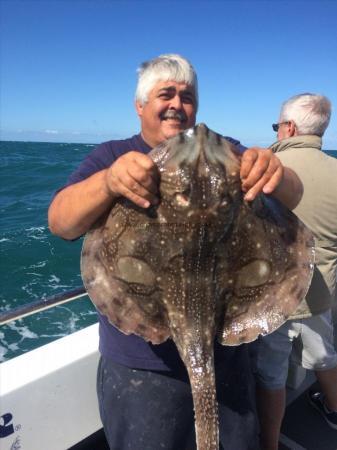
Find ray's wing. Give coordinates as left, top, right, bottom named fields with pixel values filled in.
left=81, top=203, right=172, bottom=344
left=216, top=195, right=314, bottom=345
left=81, top=139, right=179, bottom=345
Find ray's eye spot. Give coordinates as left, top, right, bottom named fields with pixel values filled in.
left=175, top=193, right=190, bottom=207
left=116, top=256, right=155, bottom=286
left=236, top=259, right=271, bottom=287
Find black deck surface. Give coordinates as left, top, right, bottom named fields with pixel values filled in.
left=281, top=381, right=337, bottom=450
left=280, top=308, right=337, bottom=450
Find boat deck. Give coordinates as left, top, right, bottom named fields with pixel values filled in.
left=281, top=380, right=337, bottom=450
left=279, top=307, right=337, bottom=450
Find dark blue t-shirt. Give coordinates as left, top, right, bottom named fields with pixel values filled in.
left=66, top=132, right=246, bottom=371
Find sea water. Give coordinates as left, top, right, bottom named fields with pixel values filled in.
left=0, top=141, right=336, bottom=362
left=0, top=141, right=99, bottom=361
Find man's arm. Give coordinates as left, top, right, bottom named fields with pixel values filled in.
left=239, top=147, right=303, bottom=210
left=48, top=151, right=159, bottom=240
left=49, top=146, right=302, bottom=240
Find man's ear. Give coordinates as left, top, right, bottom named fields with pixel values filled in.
left=289, top=120, right=297, bottom=137
left=135, top=100, right=143, bottom=118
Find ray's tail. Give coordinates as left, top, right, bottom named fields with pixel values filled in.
left=189, top=362, right=219, bottom=450
left=176, top=338, right=219, bottom=450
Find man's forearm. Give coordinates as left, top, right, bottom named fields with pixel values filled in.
left=48, top=169, right=116, bottom=240
left=271, top=166, right=303, bottom=210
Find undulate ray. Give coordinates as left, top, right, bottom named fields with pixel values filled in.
left=81, top=123, right=314, bottom=450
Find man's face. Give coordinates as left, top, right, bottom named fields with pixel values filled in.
left=277, top=122, right=289, bottom=141
left=277, top=120, right=295, bottom=141
left=136, top=80, right=197, bottom=148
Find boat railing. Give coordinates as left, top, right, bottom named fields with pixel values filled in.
left=0, top=287, right=88, bottom=326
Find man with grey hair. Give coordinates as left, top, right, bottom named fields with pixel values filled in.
left=253, top=93, right=337, bottom=450
left=274, top=92, right=331, bottom=138
left=49, top=54, right=302, bottom=450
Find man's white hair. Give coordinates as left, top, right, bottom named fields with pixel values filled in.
left=135, top=54, right=198, bottom=109
left=280, top=93, right=331, bottom=137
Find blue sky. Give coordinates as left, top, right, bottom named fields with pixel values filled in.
left=1, top=0, right=336, bottom=148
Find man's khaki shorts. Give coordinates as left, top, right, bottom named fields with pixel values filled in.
left=252, top=310, right=337, bottom=390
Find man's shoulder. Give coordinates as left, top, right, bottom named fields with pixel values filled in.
left=276, top=139, right=335, bottom=166
left=63, top=134, right=150, bottom=188
left=223, top=136, right=246, bottom=153
left=97, top=134, right=151, bottom=156
left=272, top=135, right=321, bottom=154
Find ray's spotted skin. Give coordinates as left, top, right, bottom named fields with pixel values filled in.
left=81, top=124, right=314, bottom=450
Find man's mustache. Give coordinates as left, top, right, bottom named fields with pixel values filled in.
left=161, top=110, right=187, bottom=122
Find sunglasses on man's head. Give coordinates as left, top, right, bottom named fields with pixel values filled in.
left=272, top=122, right=290, bottom=132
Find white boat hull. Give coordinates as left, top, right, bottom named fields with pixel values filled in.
left=0, top=324, right=102, bottom=450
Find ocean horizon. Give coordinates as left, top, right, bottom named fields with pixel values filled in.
left=0, top=140, right=336, bottom=362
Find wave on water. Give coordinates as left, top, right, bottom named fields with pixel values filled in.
left=0, top=141, right=99, bottom=362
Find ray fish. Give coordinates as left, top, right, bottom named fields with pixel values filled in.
left=81, top=123, right=314, bottom=450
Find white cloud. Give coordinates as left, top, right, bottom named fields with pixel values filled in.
left=44, top=129, right=59, bottom=134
